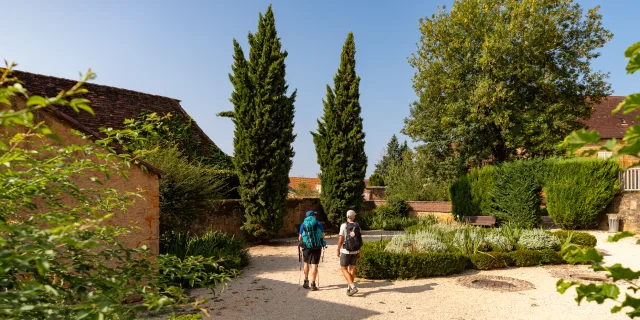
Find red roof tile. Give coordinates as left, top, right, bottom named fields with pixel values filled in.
left=583, top=96, right=637, bottom=139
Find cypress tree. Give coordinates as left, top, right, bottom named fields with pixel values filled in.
left=312, top=32, right=367, bottom=225
left=229, top=5, right=296, bottom=240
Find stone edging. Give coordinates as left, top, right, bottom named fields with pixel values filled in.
left=456, top=275, right=535, bottom=292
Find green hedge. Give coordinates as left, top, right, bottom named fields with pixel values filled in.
left=469, top=252, right=512, bottom=270
left=552, top=231, right=597, bottom=247
left=539, top=249, right=565, bottom=265
left=491, top=159, right=547, bottom=228
left=509, top=249, right=543, bottom=267
left=450, top=166, right=496, bottom=219
left=545, top=159, right=619, bottom=230
left=356, top=242, right=468, bottom=279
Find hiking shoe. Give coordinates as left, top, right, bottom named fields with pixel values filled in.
left=310, top=283, right=318, bottom=291
left=347, top=286, right=358, bottom=296
left=303, top=280, right=309, bottom=289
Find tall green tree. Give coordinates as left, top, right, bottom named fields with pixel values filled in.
left=228, top=5, right=296, bottom=240
left=312, top=32, right=367, bottom=225
left=372, top=134, right=409, bottom=183
left=404, top=0, right=612, bottom=173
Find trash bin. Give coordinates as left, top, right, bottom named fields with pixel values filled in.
left=607, top=214, right=620, bottom=233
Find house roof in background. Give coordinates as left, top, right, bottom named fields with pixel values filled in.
left=13, top=70, right=223, bottom=155
left=289, top=177, right=321, bottom=190
left=583, top=96, right=637, bottom=139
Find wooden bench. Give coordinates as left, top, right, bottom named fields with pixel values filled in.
left=462, top=216, right=496, bottom=227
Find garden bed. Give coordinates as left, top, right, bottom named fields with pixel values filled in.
left=355, top=222, right=596, bottom=280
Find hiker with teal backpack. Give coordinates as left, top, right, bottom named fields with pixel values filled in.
left=298, top=211, right=326, bottom=291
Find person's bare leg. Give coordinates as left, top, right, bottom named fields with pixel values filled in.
left=341, top=266, right=354, bottom=285
left=303, top=262, right=309, bottom=279
left=310, top=264, right=318, bottom=283
left=348, top=265, right=356, bottom=283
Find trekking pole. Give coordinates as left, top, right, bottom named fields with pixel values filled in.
left=298, top=246, right=302, bottom=290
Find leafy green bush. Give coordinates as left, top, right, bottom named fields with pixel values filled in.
left=518, top=229, right=561, bottom=250
left=368, top=173, right=385, bottom=186
left=545, top=158, right=619, bottom=230
left=484, top=231, right=513, bottom=252
left=157, top=255, right=239, bottom=292
left=491, top=159, right=547, bottom=228
left=509, top=250, right=543, bottom=267
left=357, top=241, right=468, bottom=279
left=370, top=215, right=420, bottom=230
left=451, top=228, right=486, bottom=255
left=469, top=252, right=513, bottom=270
left=160, top=231, right=249, bottom=270
left=385, top=150, right=450, bottom=201
left=553, top=231, right=597, bottom=247
left=377, top=197, right=411, bottom=217
left=450, top=166, right=497, bottom=219
left=539, top=249, right=565, bottom=265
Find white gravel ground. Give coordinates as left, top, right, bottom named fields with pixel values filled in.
left=151, top=230, right=640, bottom=320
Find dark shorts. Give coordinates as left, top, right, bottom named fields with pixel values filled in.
left=303, top=248, right=322, bottom=265
left=340, top=253, right=359, bottom=267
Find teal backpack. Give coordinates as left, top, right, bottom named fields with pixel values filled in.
left=301, top=216, right=326, bottom=249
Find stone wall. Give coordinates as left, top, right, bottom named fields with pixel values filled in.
left=599, top=193, right=640, bottom=233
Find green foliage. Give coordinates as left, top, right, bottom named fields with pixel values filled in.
left=0, top=65, right=200, bottom=319
left=356, top=241, right=468, bottom=280
left=386, top=150, right=450, bottom=201
left=491, top=159, right=547, bottom=228
left=160, top=231, right=249, bottom=270
left=157, top=254, right=238, bottom=293
left=539, top=249, right=565, bottom=265
left=377, top=198, right=411, bottom=217
left=143, top=146, right=227, bottom=233
left=385, top=232, right=447, bottom=253
left=368, top=173, right=385, bottom=186
left=545, top=159, right=619, bottom=229
left=469, top=252, right=512, bottom=270
left=609, top=231, right=635, bottom=243
left=292, top=181, right=320, bottom=198
left=404, top=0, right=612, bottom=170
left=509, top=250, right=543, bottom=267
left=370, top=215, right=420, bottom=231
left=228, top=6, right=296, bottom=240
left=517, top=229, right=561, bottom=250
left=313, top=32, right=367, bottom=226
left=373, top=134, right=409, bottom=180
left=558, top=235, right=640, bottom=318
left=484, top=230, right=513, bottom=252
left=553, top=231, right=597, bottom=247
left=450, top=166, right=496, bottom=219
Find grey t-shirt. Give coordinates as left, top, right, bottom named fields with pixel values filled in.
left=339, top=222, right=360, bottom=254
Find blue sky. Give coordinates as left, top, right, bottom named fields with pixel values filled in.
left=4, top=0, right=640, bottom=177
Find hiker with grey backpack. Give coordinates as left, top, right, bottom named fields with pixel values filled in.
left=298, top=211, right=326, bottom=291
left=336, top=210, right=363, bottom=296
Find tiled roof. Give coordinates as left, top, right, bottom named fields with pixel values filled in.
left=13, top=70, right=224, bottom=157
left=583, top=96, right=637, bottom=139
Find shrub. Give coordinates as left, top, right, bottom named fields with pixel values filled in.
left=545, top=158, right=619, bottom=230
left=370, top=215, right=420, bottom=230
left=450, top=166, right=497, bottom=219
left=485, top=231, right=513, bottom=252
left=553, top=231, right=597, bottom=247
left=368, top=173, right=385, bottom=186
left=386, top=150, right=450, bottom=201
left=451, top=228, right=486, bottom=255
left=498, top=221, right=523, bottom=247
left=509, top=250, right=543, bottom=267
left=469, top=252, right=513, bottom=270
left=157, top=255, right=239, bottom=292
left=385, top=234, right=414, bottom=253
left=414, top=232, right=448, bottom=252
left=539, top=249, right=565, bottom=265
left=160, top=231, right=249, bottom=270
left=491, top=159, right=547, bottom=228
left=518, top=229, right=561, bottom=250
left=376, top=197, right=411, bottom=217
left=358, top=241, right=468, bottom=279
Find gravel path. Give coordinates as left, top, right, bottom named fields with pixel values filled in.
left=159, top=230, right=640, bottom=320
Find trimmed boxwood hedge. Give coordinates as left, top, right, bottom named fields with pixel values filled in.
left=469, top=252, right=512, bottom=270
left=539, top=249, right=565, bottom=265
left=509, top=249, right=543, bottom=267
left=552, top=231, right=597, bottom=247
left=356, top=242, right=468, bottom=279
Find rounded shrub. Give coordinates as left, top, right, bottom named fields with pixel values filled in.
left=553, top=231, right=597, bottom=247
left=384, top=197, right=411, bottom=217
left=545, top=159, right=619, bottom=230
left=469, top=252, right=513, bottom=270
left=539, top=249, right=564, bottom=265
left=509, top=250, right=543, bottom=267
left=484, top=231, right=513, bottom=252
left=517, top=229, right=560, bottom=250
left=414, top=231, right=448, bottom=253
left=385, top=234, right=414, bottom=253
